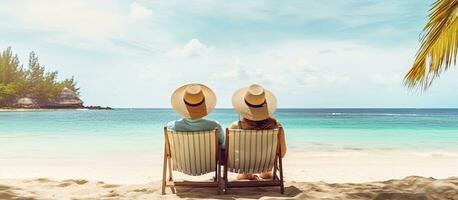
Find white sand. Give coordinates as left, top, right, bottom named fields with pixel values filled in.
left=1, top=151, right=458, bottom=199
left=1, top=176, right=457, bottom=199
left=1, top=151, right=457, bottom=184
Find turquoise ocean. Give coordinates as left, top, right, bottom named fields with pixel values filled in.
left=1, top=108, right=458, bottom=156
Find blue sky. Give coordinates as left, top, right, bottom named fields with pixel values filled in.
left=2, top=0, right=457, bottom=108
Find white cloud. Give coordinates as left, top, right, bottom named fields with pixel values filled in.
left=180, top=39, right=423, bottom=107
left=371, top=73, right=403, bottom=87
left=0, top=0, right=175, bottom=57
left=210, top=60, right=279, bottom=85
left=210, top=67, right=249, bottom=81
left=130, top=2, right=153, bottom=20
left=169, top=39, right=213, bottom=57
left=2, top=0, right=122, bottom=39
left=210, top=42, right=354, bottom=90
left=287, top=61, right=349, bottom=87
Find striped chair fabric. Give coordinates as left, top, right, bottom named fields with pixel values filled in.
left=227, top=129, right=279, bottom=174
left=166, top=129, right=217, bottom=176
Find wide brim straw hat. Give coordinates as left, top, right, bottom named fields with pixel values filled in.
left=171, top=83, right=216, bottom=119
left=232, top=84, right=277, bottom=121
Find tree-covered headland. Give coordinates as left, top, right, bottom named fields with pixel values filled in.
left=0, top=47, right=79, bottom=107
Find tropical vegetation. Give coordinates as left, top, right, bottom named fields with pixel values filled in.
left=404, top=0, right=458, bottom=90
left=0, top=47, right=79, bottom=105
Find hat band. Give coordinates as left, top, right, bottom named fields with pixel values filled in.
left=244, top=99, right=266, bottom=108
left=184, top=97, right=205, bottom=106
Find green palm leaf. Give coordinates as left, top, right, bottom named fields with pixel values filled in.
left=405, top=0, right=458, bottom=90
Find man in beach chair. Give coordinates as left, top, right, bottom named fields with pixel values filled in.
left=225, top=84, right=286, bottom=193
left=162, top=83, right=224, bottom=194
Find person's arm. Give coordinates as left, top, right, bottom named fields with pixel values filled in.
left=166, top=121, right=175, bottom=131
left=278, top=124, right=287, bottom=158
left=216, top=123, right=225, bottom=149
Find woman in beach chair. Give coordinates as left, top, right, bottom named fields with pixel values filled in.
left=162, top=83, right=224, bottom=194
left=224, top=84, right=286, bottom=193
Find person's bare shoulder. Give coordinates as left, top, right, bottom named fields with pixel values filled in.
left=269, top=117, right=282, bottom=127
left=229, top=121, right=239, bottom=129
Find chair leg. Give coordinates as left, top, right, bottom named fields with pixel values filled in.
left=216, top=162, right=221, bottom=195
left=216, top=147, right=223, bottom=195
left=278, top=155, right=284, bottom=194
left=223, top=158, right=228, bottom=194
left=161, top=151, right=167, bottom=195
left=167, top=157, right=175, bottom=194
left=273, top=157, right=278, bottom=180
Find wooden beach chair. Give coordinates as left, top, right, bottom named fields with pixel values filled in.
left=223, top=127, right=285, bottom=194
left=161, top=127, right=222, bottom=195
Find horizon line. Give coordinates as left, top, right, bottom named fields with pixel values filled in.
left=109, top=107, right=458, bottom=109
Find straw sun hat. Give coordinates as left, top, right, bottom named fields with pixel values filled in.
left=171, top=83, right=216, bottom=119
left=232, top=84, right=277, bottom=121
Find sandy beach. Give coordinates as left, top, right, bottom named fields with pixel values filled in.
left=1, top=176, right=457, bottom=200
left=1, top=151, right=458, bottom=199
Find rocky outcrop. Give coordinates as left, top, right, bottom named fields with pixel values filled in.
left=84, top=106, right=112, bottom=110
left=16, top=97, right=36, bottom=108
left=49, top=87, right=84, bottom=108
left=1, top=88, right=111, bottom=110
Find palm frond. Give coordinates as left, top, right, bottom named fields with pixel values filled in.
left=404, top=0, right=458, bottom=90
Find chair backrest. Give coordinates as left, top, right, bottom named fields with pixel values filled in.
left=165, top=128, right=219, bottom=176
left=226, top=129, right=280, bottom=174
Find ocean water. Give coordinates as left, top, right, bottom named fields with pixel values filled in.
left=1, top=108, right=458, bottom=155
